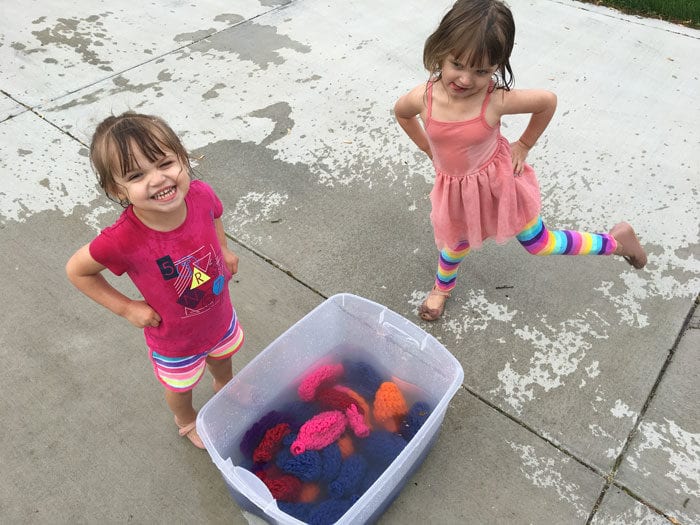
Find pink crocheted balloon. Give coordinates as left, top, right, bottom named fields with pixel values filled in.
left=291, top=410, right=347, bottom=455
left=345, top=404, right=370, bottom=438
left=334, top=385, right=372, bottom=428
left=297, top=363, right=344, bottom=402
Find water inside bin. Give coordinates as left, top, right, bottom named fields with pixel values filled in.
left=234, top=346, right=434, bottom=524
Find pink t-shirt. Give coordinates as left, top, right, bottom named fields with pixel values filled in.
left=90, top=180, right=233, bottom=357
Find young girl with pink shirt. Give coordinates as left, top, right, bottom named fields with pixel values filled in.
left=394, top=0, right=647, bottom=321
left=66, top=112, right=244, bottom=448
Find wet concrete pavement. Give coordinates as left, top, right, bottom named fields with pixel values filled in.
left=1, top=0, right=698, bottom=523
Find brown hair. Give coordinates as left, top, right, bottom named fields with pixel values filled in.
left=423, top=0, right=515, bottom=89
left=89, top=112, right=190, bottom=205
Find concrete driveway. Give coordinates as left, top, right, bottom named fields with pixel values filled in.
left=1, top=0, right=698, bottom=523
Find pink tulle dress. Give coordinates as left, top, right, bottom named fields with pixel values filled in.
left=424, top=81, right=542, bottom=250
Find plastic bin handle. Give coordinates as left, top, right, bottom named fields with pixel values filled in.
left=234, top=466, right=274, bottom=506
left=381, top=321, right=419, bottom=350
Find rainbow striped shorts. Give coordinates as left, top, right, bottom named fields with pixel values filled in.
left=149, top=313, right=244, bottom=392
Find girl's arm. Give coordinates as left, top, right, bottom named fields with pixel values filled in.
left=215, top=218, right=239, bottom=276
left=496, top=89, right=557, bottom=174
left=394, top=85, right=433, bottom=160
left=66, top=244, right=161, bottom=328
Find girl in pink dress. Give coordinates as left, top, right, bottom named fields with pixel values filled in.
left=394, top=0, right=647, bottom=321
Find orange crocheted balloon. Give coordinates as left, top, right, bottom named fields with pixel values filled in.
left=299, top=482, right=321, bottom=503
left=337, top=433, right=355, bottom=459
left=373, top=381, right=408, bottom=433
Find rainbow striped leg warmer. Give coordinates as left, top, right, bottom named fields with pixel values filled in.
left=516, top=216, right=617, bottom=256
left=434, top=241, right=471, bottom=293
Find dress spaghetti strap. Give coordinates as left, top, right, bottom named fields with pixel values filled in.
left=426, top=81, right=434, bottom=121
left=480, top=82, right=495, bottom=117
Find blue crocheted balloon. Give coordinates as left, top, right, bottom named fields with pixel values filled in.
left=329, top=454, right=368, bottom=498
left=280, top=400, right=320, bottom=430
left=282, top=450, right=323, bottom=482
left=319, top=442, right=342, bottom=482
left=342, top=360, right=384, bottom=401
left=360, top=430, right=407, bottom=467
left=360, top=465, right=384, bottom=493
left=307, top=497, right=358, bottom=525
left=278, top=501, right=313, bottom=522
left=400, top=401, right=432, bottom=440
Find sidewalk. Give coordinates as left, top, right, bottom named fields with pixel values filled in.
left=1, top=0, right=698, bottom=523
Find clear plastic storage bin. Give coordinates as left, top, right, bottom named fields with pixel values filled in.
left=197, top=293, right=464, bottom=524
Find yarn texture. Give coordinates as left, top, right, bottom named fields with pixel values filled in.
left=373, top=382, right=408, bottom=433
left=291, top=410, right=347, bottom=455
left=298, top=363, right=344, bottom=402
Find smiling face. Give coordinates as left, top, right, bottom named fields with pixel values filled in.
left=113, top=143, right=191, bottom=220
left=440, top=53, right=497, bottom=98
left=90, top=113, right=193, bottom=228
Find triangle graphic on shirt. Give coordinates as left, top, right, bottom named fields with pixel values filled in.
left=190, top=265, right=211, bottom=289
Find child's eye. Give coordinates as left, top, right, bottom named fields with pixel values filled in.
left=127, top=172, right=143, bottom=181
left=160, top=160, right=173, bottom=168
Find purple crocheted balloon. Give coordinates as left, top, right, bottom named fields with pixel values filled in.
left=400, top=401, right=432, bottom=440
left=342, top=359, right=384, bottom=401
left=360, top=430, right=407, bottom=467
left=329, top=454, right=368, bottom=498
left=282, top=450, right=323, bottom=482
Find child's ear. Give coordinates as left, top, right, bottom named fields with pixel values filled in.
left=110, top=184, right=129, bottom=205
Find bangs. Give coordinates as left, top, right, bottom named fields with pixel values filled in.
left=450, top=22, right=505, bottom=68
left=113, top=124, right=171, bottom=176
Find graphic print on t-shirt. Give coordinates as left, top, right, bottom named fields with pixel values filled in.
left=158, top=244, right=226, bottom=318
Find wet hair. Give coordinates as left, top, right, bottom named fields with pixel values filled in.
left=89, top=112, right=190, bottom=206
left=423, top=0, right=516, bottom=90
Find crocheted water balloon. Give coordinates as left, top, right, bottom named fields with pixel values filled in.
left=373, top=381, right=408, bottom=433
left=400, top=401, right=431, bottom=441
left=254, top=464, right=287, bottom=486
left=282, top=450, right=323, bottom=482
left=337, top=433, right=355, bottom=458
left=316, top=386, right=359, bottom=412
left=278, top=501, right=312, bottom=522
left=253, top=422, right=291, bottom=464
left=291, top=410, right=346, bottom=455
left=334, top=385, right=372, bottom=428
left=360, top=466, right=384, bottom=493
left=345, top=404, right=370, bottom=438
left=275, top=446, right=293, bottom=470
left=342, top=359, right=383, bottom=401
left=298, top=363, right=344, bottom=402
left=298, top=482, right=321, bottom=503
left=263, top=474, right=302, bottom=502
left=360, top=430, right=407, bottom=468
left=329, top=454, right=368, bottom=498
left=307, top=497, right=358, bottom=525
left=240, top=410, right=289, bottom=457
left=319, top=442, right=342, bottom=482
left=280, top=400, right=319, bottom=429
